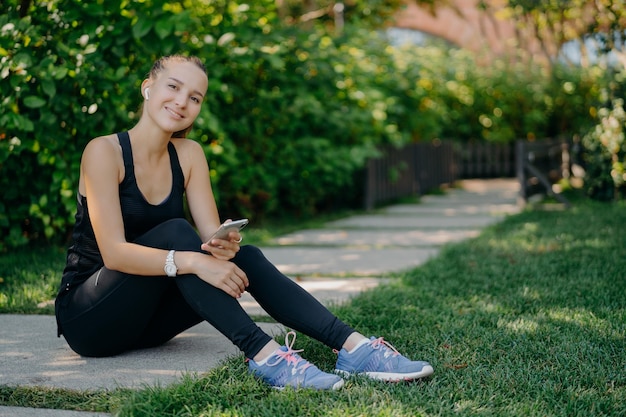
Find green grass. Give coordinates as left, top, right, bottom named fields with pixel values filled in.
left=1, top=198, right=625, bottom=416
left=0, top=246, right=66, bottom=314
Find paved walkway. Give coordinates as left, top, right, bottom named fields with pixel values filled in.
left=0, top=179, right=520, bottom=416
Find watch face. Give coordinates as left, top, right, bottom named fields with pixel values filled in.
left=165, top=264, right=177, bottom=276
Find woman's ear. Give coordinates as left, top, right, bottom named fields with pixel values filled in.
left=141, top=80, right=152, bottom=100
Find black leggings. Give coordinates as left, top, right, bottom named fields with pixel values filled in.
left=57, top=219, right=355, bottom=358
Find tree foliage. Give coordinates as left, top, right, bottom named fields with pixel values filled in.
left=503, top=0, right=626, bottom=67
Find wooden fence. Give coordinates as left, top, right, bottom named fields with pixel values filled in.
left=456, top=141, right=516, bottom=178
left=363, top=139, right=571, bottom=209
left=363, top=141, right=457, bottom=210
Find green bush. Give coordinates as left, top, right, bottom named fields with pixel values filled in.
left=196, top=27, right=385, bottom=218
left=581, top=97, right=626, bottom=200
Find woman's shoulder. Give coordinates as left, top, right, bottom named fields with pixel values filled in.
left=170, top=137, right=205, bottom=160
left=170, top=137, right=202, bottom=150
left=170, top=138, right=208, bottom=174
left=84, top=134, right=120, bottom=152
left=81, top=134, right=123, bottom=166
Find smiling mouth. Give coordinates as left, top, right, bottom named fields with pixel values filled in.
left=165, top=107, right=184, bottom=119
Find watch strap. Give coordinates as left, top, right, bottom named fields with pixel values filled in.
left=164, top=250, right=177, bottom=277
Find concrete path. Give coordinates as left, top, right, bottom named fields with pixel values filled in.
left=0, top=178, right=520, bottom=416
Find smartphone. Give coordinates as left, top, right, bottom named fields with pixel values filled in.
left=207, top=219, right=249, bottom=242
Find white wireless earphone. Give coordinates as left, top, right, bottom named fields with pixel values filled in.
left=144, top=88, right=150, bottom=100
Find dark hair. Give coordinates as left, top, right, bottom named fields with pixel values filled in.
left=144, top=55, right=207, bottom=138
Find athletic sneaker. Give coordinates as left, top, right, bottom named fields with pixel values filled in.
left=334, top=337, right=434, bottom=382
left=248, top=331, right=345, bottom=390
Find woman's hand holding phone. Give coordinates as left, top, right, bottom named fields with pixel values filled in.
left=201, top=219, right=248, bottom=261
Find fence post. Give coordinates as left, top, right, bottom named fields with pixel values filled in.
left=516, top=139, right=572, bottom=208
left=516, top=140, right=527, bottom=206
left=364, top=158, right=374, bottom=211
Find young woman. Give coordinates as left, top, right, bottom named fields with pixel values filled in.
left=55, top=55, right=433, bottom=390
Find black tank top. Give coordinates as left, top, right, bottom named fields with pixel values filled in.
left=57, top=131, right=185, bottom=297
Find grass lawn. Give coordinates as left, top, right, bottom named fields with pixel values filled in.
left=1, top=197, right=625, bottom=416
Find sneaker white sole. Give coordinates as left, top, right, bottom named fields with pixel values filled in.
left=331, top=378, right=346, bottom=390
left=336, top=364, right=434, bottom=382
left=271, top=378, right=345, bottom=390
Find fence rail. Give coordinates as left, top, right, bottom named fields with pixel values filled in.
left=363, top=139, right=571, bottom=209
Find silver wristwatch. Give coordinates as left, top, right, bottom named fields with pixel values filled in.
left=164, top=250, right=178, bottom=277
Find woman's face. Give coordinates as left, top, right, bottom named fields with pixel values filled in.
left=144, top=61, right=208, bottom=134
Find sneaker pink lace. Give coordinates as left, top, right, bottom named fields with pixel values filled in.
left=249, top=331, right=345, bottom=390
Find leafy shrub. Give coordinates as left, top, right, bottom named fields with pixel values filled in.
left=581, top=98, right=626, bottom=200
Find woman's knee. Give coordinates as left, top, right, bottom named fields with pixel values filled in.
left=233, top=245, right=265, bottom=266
left=157, top=218, right=197, bottom=239
left=233, top=245, right=285, bottom=288
left=135, top=218, right=202, bottom=250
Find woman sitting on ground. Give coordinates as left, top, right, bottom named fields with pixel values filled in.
left=55, top=54, right=433, bottom=390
